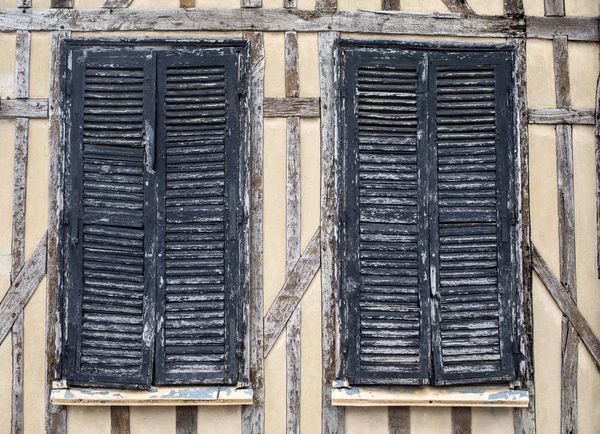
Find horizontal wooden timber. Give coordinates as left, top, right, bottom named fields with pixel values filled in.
left=528, top=108, right=595, bottom=125
left=528, top=16, right=599, bottom=42
left=331, top=383, right=530, bottom=407
left=0, top=8, right=525, bottom=37
left=51, top=383, right=253, bottom=406
left=264, top=97, right=320, bottom=117
left=0, top=98, right=48, bottom=118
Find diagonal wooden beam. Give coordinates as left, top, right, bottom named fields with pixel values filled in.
left=102, top=0, right=133, bottom=7
left=0, top=232, right=47, bottom=345
left=441, top=0, right=474, bottom=14
left=263, top=228, right=321, bottom=356
left=532, top=244, right=600, bottom=373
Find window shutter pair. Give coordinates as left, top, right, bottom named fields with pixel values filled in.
left=63, top=46, right=244, bottom=388
left=340, top=45, right=519, bottom=386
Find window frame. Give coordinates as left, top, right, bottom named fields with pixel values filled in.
left=334, top=39, right=525, bottom=388
left=56, top=38, right=252, bottom=389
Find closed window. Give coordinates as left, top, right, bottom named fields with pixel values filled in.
left=337, top=42, right=521, bottom=386
left=60, top=41, right=249, bottom=389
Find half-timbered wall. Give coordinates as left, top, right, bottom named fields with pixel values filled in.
left=0, top=0, right=599, bottom=433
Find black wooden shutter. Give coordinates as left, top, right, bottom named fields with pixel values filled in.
left=342, top=50, right=431, bottom=385
left=429, top=52, right=517, bottom=385
left=64, top=49, right=157, bottom=388
left=154, top=49, right=241, bottom=385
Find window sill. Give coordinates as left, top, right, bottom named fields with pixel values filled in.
left=51, top=382, right=253, bottom=406
left=331, top=382, right=529, bottom=407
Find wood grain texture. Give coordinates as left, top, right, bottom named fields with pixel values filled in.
left=111, top=407, right=130, bottom=434
left=0, top=233, right=47, bottom=344
left=263, top=98, right=320, bottom=117
left=596, top=76, right=600, bottom=279
left=0, top=8, right=525, bottom=38
left=504, top=0, right=524, bottom=16
left=544, top=0, right=564, bottom=16
left=175, top=407, right=196, bottom=434
left=319, top=30, right=345, bottom=434
left=528, top=108, right=595, bottom=124
left=0, top=99, right=48, bottom=119
left=388, top=407, right=410, bottom=434
left=284, top=29, right=301, bottom=434
left=441, top=0, right=474, bottom=14
left=101, top=0, right=134, bottom=7
left=553, top=36, right=570, bottom=109
left=241, top=0, right=262, bottom=7
left=510, top=36, right=536, bottom=434
left=45, top=30, right=69, bottom=434
left=263, top=228, right=321, bottom=355
left=15, top=31, right=30, bottom=100
left=241, top=30, right=265, bottom=434
left=452, top=407, right=471, bottom=434
left=17, top=0, right=31, bottom=7
left=315, top=0, right=336, bottom=11
left=527, top=16, right=598, bottom=41
left=381, top=0, right=400, bottom=10
left=50, top=0, right=73, bottom=7
left=532, top=244, right=600, bottom=372
left=284, top=0, right=296, bottom=8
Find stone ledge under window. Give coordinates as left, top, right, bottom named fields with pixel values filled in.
left=51, top=382, right=253, bottom=406
left=331, top=383, right=529, bottom=407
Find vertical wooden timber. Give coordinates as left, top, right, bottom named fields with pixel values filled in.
left=285, top=30, right=302, bottom=434
left=381, top=0, right=400, bottom=10
left=101, top=0, right=134, bottom=7
left=388, top=408, right=410, bottom=434
left=179, top=0, right=195, bottom=7
left=11, top=28, right=30, bottom=434
left=175, top=407, right=197, bottom=434
left=554, top=34, right=578, bottom=434
left=452, top=408, right=471, bottom=434
left=242, top=30, right=265, bottom=434
left=111, top=407, right=130, bottom=434
left=50, top=0, right=73, bottom=7
left=17, top=0, right=32, bottom=7
left=241, top=0, right=262, bottom=9
left=544, top=0, right=564, bottom=17
left=511, top=36, right=536, bottom=434
left=284, top=0, right=297, bottom=8
left=504, top=0, right=524, bottom=16
left=316, top=0, right=337, bottom=11
left=319, top=30, right=344, bottom=434
left=45, top=30, right=69, bottom=434
left=596, top=78, right=600, bottom=279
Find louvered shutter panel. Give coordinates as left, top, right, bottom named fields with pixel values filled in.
left=64, top=50, right=156, bottom=388
left=154, top=50, right=241, bottom=384
left=429, top=52, right=517, bottom=384
left=342, top=51, right=431, bottom=385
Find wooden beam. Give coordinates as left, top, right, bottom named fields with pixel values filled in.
left=50, top=0, right=73, bottom=7
left=111, top=407, right=130, bottom=434
left=241, top=0, right=262, bottom=8
left=544, top=0, right=564, bottom=17
left=0, top=232, right=47, bottom=344
left=527, top=16, right=599, bottom=42
left=503, top=0, right=524, bottom=16
left=528, top=108, right=595, bottom=125
left=102, top=0, right=133, bottom=7
left=263, top=97, right=319, bottom=118
left=532, top=244, right=600, bottom=372
left=178, top=0, right=195, bottom=7
left=45, top=30, right=69, bottom=434
left=0, top=8, right=525, bottom=37
left=17, top=0, right=31, bottom=7
left=284, top=0, right=296, bottom=8
left=0, top=99, right=48, bottom=119
left=441, top=0, right=474, bottom=14
left=452, top=407, right=471, bottom=434
left=553, top=36, right=571, bottom=109
left=315, top=0, right=337, bottom=11
left=319, top=30, right=345, bottom=434
left=241, top=30, right=265, bottom=434
left=263, top=228, right=321, bottom=356
left=175, top=407, right=196, bottom=434
left=284, top=29, right=301, bottom=434
left=388, top=407, right=410, bottom=434
left=381, top=0, right=400, bottom=10
left=596, top=76, right=600, bottom=279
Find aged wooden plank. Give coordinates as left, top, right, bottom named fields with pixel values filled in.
left=50, top=0, right=73, bottom=7
left=102, top=0, right=134, bottom=7
left=452, top=407, right=471, bottom=434
left=553, top=36, right=570, bottom=109
left=441, top=0, right=474, bottom=14
left=596, top=76, right=600, bottom=279
left=319, top=30, right=345, bottom=434
left=111, top=407, right=130, bottom=434
left=179, top=0, right=195, bottom=7
left=0, top=233, right=47, bottom=344
left=264, top=97, right=320, bottom=118
left=241, top=0, right=262, bottom=8
left=381, top=0, right=400, bottom=10
left=532, top=244, right=600, bottom=372
left=284, top=29, right=301, bottom=434
left=175, top=407, right=196, bottom=434
left=17, top=0, right=31, bottom=7
left=510, top=36, right=536, bottom=434
left=263, top=228, right=321, bottom=356
left=503, top=0, right=524, bottom=16
left=45, top=30, right=69, bottom=434
left=388, top=407, right=410, bottom=434
left=0, top=99, right=48, bottom=119
left=241, top=30, right=265, bottom=434
left=528, top=16, right=599, bottom=41
left=528, top=108, right=595, bottom=125
left=0, top=8, right=525, bottom=37
left=316, top=0, right=337, bottom=11
left=544, top=0, right=564, bottom=17
left=284, top=0, right=296, bottom=8
left=15, top=31, right=30, bottom=100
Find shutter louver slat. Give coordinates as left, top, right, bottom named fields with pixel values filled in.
left=66, top=52, right=155, bottom=388
left=155, top=53, right=240, bottom=384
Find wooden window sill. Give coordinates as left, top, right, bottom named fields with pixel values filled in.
left=331, top=383, right=529, bottom=407
left=51, top=382, right=253, bottom=406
